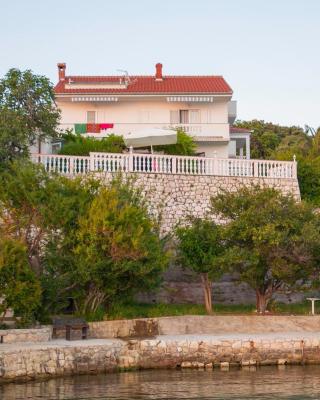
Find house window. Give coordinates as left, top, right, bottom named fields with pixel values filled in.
left=170, top=109, right=200, bottom=124
left=86, top=111, right=96, bottom=124
left=180, top=110, right=189, bottom=124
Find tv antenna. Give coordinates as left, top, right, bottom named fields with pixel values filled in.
left=117, top=69, right=137, bottom=86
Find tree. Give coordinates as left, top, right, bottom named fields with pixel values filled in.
left=176, top=218, right=225, bottom=314
left=0, top=160, right=63, bottom=274
left=235, top=119, right=307, bottom=159
left=0, top=238, right=41, bottom=325
left=0, top=68, right=60, bottom=163
left=40, top=175, right=102, bottom=316
left=272, top=128, right=320, bottom=206
left=211, top=186, right=320, bottom=313
left=74, top=179, right=168, bottom=316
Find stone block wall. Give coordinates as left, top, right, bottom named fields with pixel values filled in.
left=101, top=172, right=300, bottom=234
left=0, top=327, right=52, bottom=344
left=88, top=315, right=320, bottom=339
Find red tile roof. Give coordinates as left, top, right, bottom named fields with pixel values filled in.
left=55, top=75, right=233, bottom=95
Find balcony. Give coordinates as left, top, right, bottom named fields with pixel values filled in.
left=31, top=152, right=297, bottom=180
left=228, top=101, right=237, bottom=124
left=58, top=123, right=230, bottom=140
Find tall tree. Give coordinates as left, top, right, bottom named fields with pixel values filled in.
left=176, top=218, right=225, bottom=313
left=0, top=237, right=41, bottom=325
left=74, top=179, right=168, bottom=316
left=211, top=186, right=320, bottom=313
left=0, top=68, right=60, bottom=163
left=0, top=160, right=62, bottom=274
left=0, top=160, right=101, bottom=316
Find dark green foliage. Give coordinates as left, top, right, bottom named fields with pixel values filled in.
left=235, top=119, right=307, bottom=159
left=59, top=133, right=125, bottom=156
left=0, top=68, right=60, bottom=163
left=0, top=160, right=61, bottom=275
left=74, top=179, right=168, bottom=316
left=176, top=219, right=225, bottom=278
left=211, top=186, right=320, bottom=313
left=0, top=238, right=41, bottom=325
left=235, top=120, right=320, bottom=205
left=296, top=157, right=320, bottom=205
left=176, top=218, right=226, bottom=313
left=40, top=176, right=102, bottom=317
left=0, top=161, right=168, bottom=322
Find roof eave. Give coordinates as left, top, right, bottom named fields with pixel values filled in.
left=54, top=91, right=233, bottom=96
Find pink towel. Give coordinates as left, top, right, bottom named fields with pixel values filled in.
left=99, top=123, right=114, bottom=130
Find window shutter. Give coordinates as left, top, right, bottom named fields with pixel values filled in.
left=170, top=110, right=179, bottom=124
left=189, top=109, right=200, bottom=123
left=86, top=111, right=96, bottom=124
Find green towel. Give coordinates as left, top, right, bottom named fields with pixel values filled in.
left=74, top=123, right=87, bottom=134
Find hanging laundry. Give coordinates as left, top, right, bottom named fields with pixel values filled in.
left=74, top=123, right=87, bottom=134
left=99, top=123, right=114, bottom=130
left=86, top=123, right=101, bottom=133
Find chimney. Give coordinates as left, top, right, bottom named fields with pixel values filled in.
left=57, top=63, right=66, bottom=81
left=155, top=63, right=163, bottom=81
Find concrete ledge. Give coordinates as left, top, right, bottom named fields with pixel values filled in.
left=88, top=315, right=320, bottom=338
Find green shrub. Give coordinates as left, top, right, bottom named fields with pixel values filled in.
left=155, top=129, right=196, bottom=156
left=59, top=134, right=125, bottom=156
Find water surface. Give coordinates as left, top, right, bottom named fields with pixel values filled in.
left=2, top=365, right=320, bottom=399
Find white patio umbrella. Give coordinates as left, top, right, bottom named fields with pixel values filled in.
left=124, top=127, right=177, bottom=152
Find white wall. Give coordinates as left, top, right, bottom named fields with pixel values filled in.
left=56, top=97, right=231, bottom=157
left=57, top=98, right=229, bottom=129
left=196, top=142, right=229, bottom=158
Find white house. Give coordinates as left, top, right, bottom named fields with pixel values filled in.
left=54, top=63, right=251, bottom=159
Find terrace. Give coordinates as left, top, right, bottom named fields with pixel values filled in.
left=31, top=152, right=297, bottom=179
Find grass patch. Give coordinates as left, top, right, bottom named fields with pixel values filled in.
left=104, top=301, right=314, bottom=320
left=105, top=303, right=256, bottom=320
left=268, top=300, right=311, bottom=315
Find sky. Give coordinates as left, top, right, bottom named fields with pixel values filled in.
left=1, top=0, right=319, bottom=127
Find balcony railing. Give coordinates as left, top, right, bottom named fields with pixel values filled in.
left=31, top=152, right=297, bottom=179
left=58, top=122, right=230, bottom=138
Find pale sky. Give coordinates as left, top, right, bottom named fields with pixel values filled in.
left=1, top=0, right=319, bottom=128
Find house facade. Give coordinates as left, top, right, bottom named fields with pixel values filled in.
left=53, top=63, right=250, bottom=159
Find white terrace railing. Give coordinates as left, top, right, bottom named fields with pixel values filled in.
left=31, top=153, right=297, bottom=179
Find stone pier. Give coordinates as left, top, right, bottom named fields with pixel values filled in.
left=1, top=332, right=320, bottom=382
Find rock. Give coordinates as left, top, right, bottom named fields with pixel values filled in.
left=181, top=361, right=192, bottom=368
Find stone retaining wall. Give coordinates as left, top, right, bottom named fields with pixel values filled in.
left=101, top=172, right=300, bottom=234
left=101, top=172, right=301, bottom=305
left=88, top=315, right=320, bottom=339
left=0, top=327, right=51, bottom=344
left=1, top=333, right=320, bottom=381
